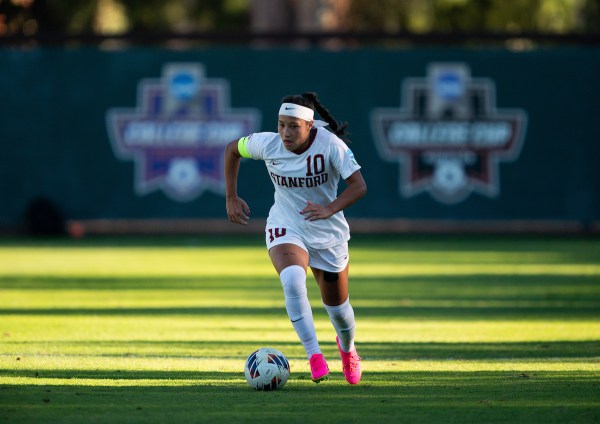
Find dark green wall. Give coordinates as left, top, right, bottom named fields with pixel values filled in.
left=1, top=47, right=599, bottom=230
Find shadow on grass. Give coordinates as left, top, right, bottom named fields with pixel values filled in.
left=1, top=370, right=599, bottom=424
left=2, top=274, right=599, bottom=291
left=0, top=304, right=598, bottom=320
left=3, top=340, right=600, bottom=360
left=0, top=275, right=274, bottom=290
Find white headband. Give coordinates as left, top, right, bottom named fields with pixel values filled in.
left=278, top=103, right=314, bottom=121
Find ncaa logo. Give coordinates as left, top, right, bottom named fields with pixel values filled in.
left=371, top=63, right=528, bottom=204
left=106, top=63, right=261, bottom=202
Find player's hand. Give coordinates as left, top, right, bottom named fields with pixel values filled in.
left=300, top=200, right=333, bottom=221
left=226, top=196, right=251, bottom=225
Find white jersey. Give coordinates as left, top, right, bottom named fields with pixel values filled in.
left=240, top=128, right=361, bottom=249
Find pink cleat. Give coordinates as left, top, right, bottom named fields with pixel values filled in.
left=309, top=353, right=329, bottom=383
left=336, top=336, right=362, bottom=385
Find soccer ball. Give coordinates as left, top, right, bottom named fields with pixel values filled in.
left=244, top=347, right=290, bottom=391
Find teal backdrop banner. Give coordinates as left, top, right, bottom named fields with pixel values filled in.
left=1, top=47, right=599, bottom=231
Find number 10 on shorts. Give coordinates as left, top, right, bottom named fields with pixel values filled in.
left=268, top=228, right=287, bottom=243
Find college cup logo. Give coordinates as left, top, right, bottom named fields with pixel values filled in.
left=371, top=63, right=527, bottom=204
left=106, top=63, right=261, bottom=202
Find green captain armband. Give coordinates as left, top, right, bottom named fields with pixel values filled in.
left=237, top=136, right=251, bottom=158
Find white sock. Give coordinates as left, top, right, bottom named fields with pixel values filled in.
left=280, top=265, right=321, bottom=358
left=323, top=297, right=356, bottom=352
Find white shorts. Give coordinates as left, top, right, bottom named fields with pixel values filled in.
left=265, top=226, right=349, bottom=273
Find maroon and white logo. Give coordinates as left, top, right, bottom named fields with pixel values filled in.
left=371, top=63, right=527, bottom=204
left=106, top=63, right=261, bottom=202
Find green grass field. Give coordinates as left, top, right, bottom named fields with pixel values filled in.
left=1, top=234, right=599, bottom=423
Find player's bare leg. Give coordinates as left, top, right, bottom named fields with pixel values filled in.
left=311, top=265, right=349, bottom=306
left=269, top=243, right=309, bottom=273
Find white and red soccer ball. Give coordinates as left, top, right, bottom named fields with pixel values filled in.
left=244, top=348, right=290, bottom=391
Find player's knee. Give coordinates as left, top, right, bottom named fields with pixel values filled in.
left=280, top=265, right=307, bottom=298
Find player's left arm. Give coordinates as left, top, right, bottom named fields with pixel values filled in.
left=301, top=170, right=367, bottom=221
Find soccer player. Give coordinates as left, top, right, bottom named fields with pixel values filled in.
left=224, top=92, right=366, bottom=385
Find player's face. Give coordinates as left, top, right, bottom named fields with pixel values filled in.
left=278, top=115, right=313, bottom=152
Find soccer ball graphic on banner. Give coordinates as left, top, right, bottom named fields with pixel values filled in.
left=244, top=348, right=290, bottom=391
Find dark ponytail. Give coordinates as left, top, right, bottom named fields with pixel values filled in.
left=280, top=92, right=349, bottom=140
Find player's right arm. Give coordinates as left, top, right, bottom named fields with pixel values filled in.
left=224, top=138, right=251, bottom=225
